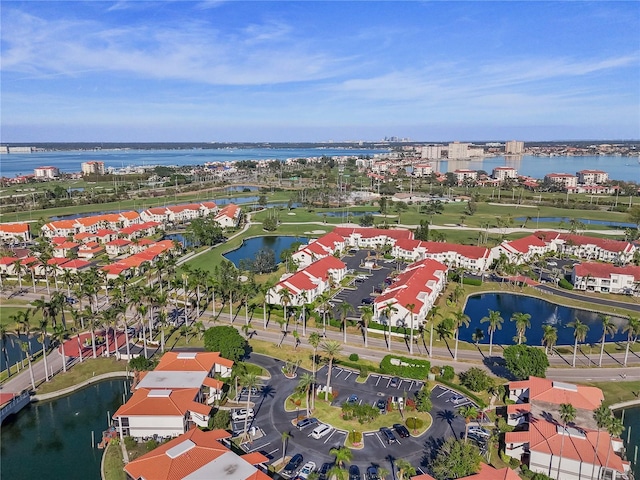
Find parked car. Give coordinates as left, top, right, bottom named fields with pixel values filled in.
left=240, top=386, right=260, bottom=396
left=389, top=377, right=400, bottom=388
left=375, top=399, right=387, bottom=414
left=349, top=465, right=361, bottom=480
left=449, top=394, right=466, bottom=405
left=296, top=417, right=318, bottom=430
left=311, top=423, right=333, bottom=439
left=365, top=466, right=380, bottom=480
left=282, top=453, right=304, bottom=478
left=547, top=261, right=558, bottom=266
left=468, top=427, right=491, bottom=438
left=231, top=408, right=254, bottom=421
left=379, top=427, right=396, bottom=444
left=361, top=297, right=374, bottom=305
left=347, top=394, right=359, bottom=405
left=299, top=461, right=316, bottom=479
left=393, top=423, right=410, bottom=438
left=318, top=462, right=333, bottom=480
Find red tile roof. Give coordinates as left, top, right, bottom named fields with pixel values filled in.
left=509, top=377, right=603, bottom=411
left=502, top=234, right=547, bottom=253
left=332, top=226, right=413, bottom=240
left=574, top=262, right=640, bottom=280
left=558, top=234, right=632, bottom=253
left=114, top=388, right=206, bottom=417
left=156, top=351, right=234, bottom=371
left=0, top=223, right=30, bottom=233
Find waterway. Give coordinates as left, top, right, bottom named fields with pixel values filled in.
left=461, top=293, right=629, bottom=346
left=515, top=216, right=636, bottom=229
left=0, top=334, right=49, bottom=375
left=0, top=379, right=127, bottom=480
left=223, top=235, right=308, bottom=267
left=1, top=149, right=638, bottom=181
left=621, top=406, right=640, bottom=478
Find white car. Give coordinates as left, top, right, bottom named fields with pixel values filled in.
left=232, top=408, right=254, bottom=421
left=449, top=394, right=466, bottom=405
left=469, top=427, right=491, bottom=438
left=299, top=461, right=317, bottom=479
left=310, top=423, right=333, bottom=439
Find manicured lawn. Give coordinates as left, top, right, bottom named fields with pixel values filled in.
left=590, top=380, right=640, bottom=407
left=36, top=357, right=128, bottom=394
left=284, top=393, right=433, bottom=438
left=103, top=443, right=126, bottom=480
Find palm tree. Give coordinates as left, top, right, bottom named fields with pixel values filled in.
left=622, top=315, right=640, bottom=367
left=405, top=303, right=416, bottom=355
left=511, top=312, right=531, bottom=345
left=338, top=302, right=354, bottom=344
left=457, top=405, right=479, bottom=442
left=51, top=324, right=68, bottom=373
left=598, top=315, right=618, bottom=367
left=359, top=305, right=374, bottom=348
left=37, top=316, right=50, bottom=382
left=377, top=467, right=390, bottom=480
left=590, top=404, right=613, bottom=480
left=320, top=340, right=342, bottom=401
left=567, top=318, right=589, bottom=368
left=240, top=372, right=259, bottom=441
left=260, top=279, right=275, bottom=330
left=471, top=328, right=484, bottom=347
left=20, top=340, right=36, bottom=390
left=296, top=373, right=315, bottom=417
left=308, top=332, right=321, bottom=410
left=435, top=318, right=454, bottom=355
left=557, top=403, right=577, bottom=478
left=279, top=288, right=292, bottom=329
left=394, top=459, right=416, bottom=480
left=382, top=303, right=398, bottom=351
left=542, top=325, right=558, bottom=355
left=326, top=465, right=348, bottom=480
left=280, top=431, right=291, bottom=466
left=452, top=308, right=470, bottom=361
left=480, top=309, right=504, bottom=356
left=428, top=305, right=442, bottom=358
left=603, top=416, right=624, bottom=480
left=12, top=258, right=24, bottom=289
left=329, top=446, right=353, bottom=469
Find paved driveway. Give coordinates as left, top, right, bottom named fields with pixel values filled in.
left=243, top=353, right=469, bottom=477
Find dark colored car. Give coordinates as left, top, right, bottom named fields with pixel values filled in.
left=296, top=417, right=318, bottom=429
left=379, top=426, right=396, bottom=444
left=389, top=377, right=400, bottom=388
left=393, top=423, right=410, bottom=438
left=365, top=466, right=380, bottom=480
left=347, top=394, right=358, bottom=405
left=349, top=465, right=361, bottom=480
left=361, top=297, right=374, bottom=305
left=376, top=398, right=387, bottom=414
left=283, top=454, right=304, bottom=478
left=318, top=462, right=333, bottom=480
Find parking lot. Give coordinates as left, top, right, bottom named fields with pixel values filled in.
left=238, top=353, right=473, bottom=478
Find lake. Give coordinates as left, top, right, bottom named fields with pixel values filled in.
left=223, top=235, right=308, bottom=267
left=461, top=293, right=629, bottom=346
left=0, top=334, right=49, bottom=374
left=515, top=216, right=636, bottom=229
left=0, top=379, right=127, bottom=480
left=621, top=406, right=640, bottom=478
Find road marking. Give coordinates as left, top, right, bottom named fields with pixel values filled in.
left=436, top=389, right=448, bottom=398
left=386, top=378, right=392, bottom=388
left=375, top=376, right=381, bottom=386
left=324, top=429, right=337, bottom=444
left=375, top=433, right=387, bottom=448
left=344, top=371, right=353, bottom=380
left=396, top=381, right=403, bottom=389
left=248, top=441, right=272, bottom=453
left=364, top=432, right=375, bottom=436
left=408, top=381, right=415, bottom=390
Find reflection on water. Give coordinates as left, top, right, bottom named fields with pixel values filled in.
left=223, top=236, right=308, bottom=267
left=1, top=379, right=127, bottom=480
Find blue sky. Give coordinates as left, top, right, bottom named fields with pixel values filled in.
left=1, top=1, right=639, bottom=142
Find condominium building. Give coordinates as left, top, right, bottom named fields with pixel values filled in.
left=492, top=166, right=518, bottom=182
left=421, top=145, right=444, bottom=160
left=447, top=142, right=471, bottom=160
left=81, top=161, right=105, bottom=175
left=34, top=166, right=60, bottom=179
left=505, top=140, right=525, bottom=154
left=577, top=169, right=609, bottom=185
left=544, top=173, right=578, bottom=188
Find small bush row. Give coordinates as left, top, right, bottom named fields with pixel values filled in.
left=380, top=355, right=430, bottom=380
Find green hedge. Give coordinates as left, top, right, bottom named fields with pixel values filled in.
left=368, top=322, right=416, bottom=335
left=379, top=355, right=430, bottom=380
left=463, top=277, right=482, bottom=286
left=336, top=359, right=382, bottom=374
left=558, top=278, right=574, bottom=290
left=435, top=378, right=487, bottom=408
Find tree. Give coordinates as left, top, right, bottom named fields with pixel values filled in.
left=240, top=372, right=259, bottom=440
left=541, top=325, right=558, bottom=355
left=329, top=446, right=353, bottom=469
left=623, top=315, right=640, bottom=367
left=203, top=325, right=247, bottom=362
left=405, top=303, right=416, bottom=355
left=590, top=404, right=613, bottom=480
left=627, top=204, right=640, bottom=230
left=604, top=416, right=625, bottom=479
left=430, top=437, right=482, bottom=480
left=452, top=308, right=470, bottom=361
left=414, top=219, right=430, bottom=241
left=359, top=305, right=373, bottom=348
left=308, top=332, right=321, bottom=410
left=321, top=340, right=342, bottom=401
left=567, top=318, right=589, bottom=368
left=0, top=323, right=12, bottom=377
left=296, top=373, right=314, bottom=417
left=457, top=405, right=479, bottom=442
left=382, top=302, right=398, bottom=351
left=511, top=312, right=531, bottom=345
left=598, top=315, right=618, bottom=368
left=51, top=324, right=68, bottom=373
left=557, top=403, right=577, bottom=479
left=459, top=367, right=493, bottom=392
left=280, top=431, right=291, bottom=466
left=129, top=356, right=154, bottom=371
left=503, top=344, right=549, bottom=380
left=37, top=316, right=50, bottom=382
left=359, top=213, right=374, bottom=227
left=394, top=459, right=416, bottom=480
left=338, top=302, right=354, bottom=344
left=480, top=309, right=503, bottom=357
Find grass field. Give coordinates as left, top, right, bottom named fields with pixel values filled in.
left=590, top=380, right=640, bottom=407
left=35, top=357, right=128, bottom=394
left=103, top=443, right=127, bottom=480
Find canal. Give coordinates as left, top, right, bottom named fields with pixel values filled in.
left=0, top=379, right=127, bottom=480
left=223, top=235, right=308, bottom=267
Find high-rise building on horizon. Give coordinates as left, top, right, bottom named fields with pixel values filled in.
left=505, top=140, right=525, bottom=155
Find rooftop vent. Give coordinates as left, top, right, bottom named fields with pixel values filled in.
left=166, top=439, right=196, bottom=459
left=177, top=352, right=198, bottom=359
left=552, top=381, right=578, bottom=392
left=148, top=389, right=172, bottom=398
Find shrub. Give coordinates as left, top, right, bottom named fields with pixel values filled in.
left=358, top=365, right=369, bottom=378
left=497, top=417, right=515, bottom=433
left=558, top=278, right=574, bottom=290
left=349, top=353, right=360, bottom=362
left=440, top=365, right=455, bottom=381
left=406, top=417, right=424, bottom=430
left=509, top=457, right=521, bottom=469
left=459, top=367, right=493, bottom=392
left=379, top=355, right=430, bottom=380
left=415, top=386, right=432, bottom=412
left=210, top=410, right=231, bottom=430
left=124, top=436, right=137, bottom=450
left=146, top=439, right=159, bottom=451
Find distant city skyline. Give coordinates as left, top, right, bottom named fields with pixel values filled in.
left=1, top=1, right=639, bottom=142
